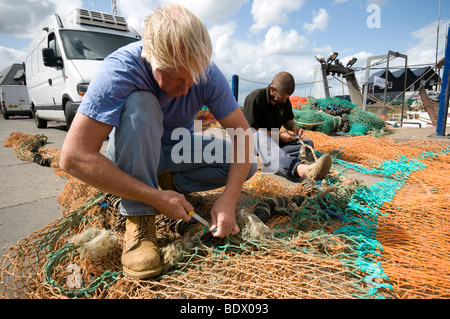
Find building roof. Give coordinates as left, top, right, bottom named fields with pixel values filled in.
left=369, top=66, right=438, bottom=84
left=0, top=63, right=25, bottom=86
left=391, top=69, right=405, bottom=78
left=368, top=70, right=395, bottom=82
left=411, top=66, right=433, bottom=77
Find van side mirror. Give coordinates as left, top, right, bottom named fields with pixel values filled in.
left=42, top=48, right=63, bottom=68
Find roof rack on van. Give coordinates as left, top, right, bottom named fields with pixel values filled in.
left=69, top=8, right=128, bottom=31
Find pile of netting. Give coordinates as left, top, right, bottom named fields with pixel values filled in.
left=3, top=132, right=60, bottom=168
left=289, top=96, right=310, bottom=109
left=1, top=129, right=449, bottom=299
left=292, top=97, right=386, bottom=136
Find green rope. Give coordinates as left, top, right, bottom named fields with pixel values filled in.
left=43, top=243, right=122, bottom=298
left=38, top=192, right=125, bottom=298
left=37, top=193, right=106, bottom=258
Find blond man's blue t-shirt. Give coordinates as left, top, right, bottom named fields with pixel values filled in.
left=78, top=41, right=237, bottom=144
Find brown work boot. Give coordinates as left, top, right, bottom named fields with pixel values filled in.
left=122, top=215, right=163, bottom=279
left=158, top=172, right=176, bottom=191
left=306, top=154, right=332, bottom=181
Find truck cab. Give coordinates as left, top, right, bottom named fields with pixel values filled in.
left=25, top=9, right=140, bottom=128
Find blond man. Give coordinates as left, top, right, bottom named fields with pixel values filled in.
left=60, top=4, right=256, bottom=279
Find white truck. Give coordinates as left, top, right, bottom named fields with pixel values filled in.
left=1, top=85, right=33, bottom=119
left=25, top=8, right=140, bottom=128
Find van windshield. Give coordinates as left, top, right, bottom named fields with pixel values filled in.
left=60, top=30, right=139, bottom=60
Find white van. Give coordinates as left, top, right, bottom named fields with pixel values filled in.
left=1, top=85, right=33, bottom=119
left=25, top=8, right=141, bottom=128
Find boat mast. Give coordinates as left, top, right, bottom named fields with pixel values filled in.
left=112, top=0, right=117, bottom=15
left=435, top=0, right=442, bottom=91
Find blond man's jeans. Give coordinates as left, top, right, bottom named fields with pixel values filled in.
left=106, top=91, right=257, bottom=216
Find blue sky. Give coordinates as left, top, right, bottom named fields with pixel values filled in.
left=0, top=0, right=449, bottom=101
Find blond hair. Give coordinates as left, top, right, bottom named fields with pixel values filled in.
left=142, top=3, right=212, bottom=83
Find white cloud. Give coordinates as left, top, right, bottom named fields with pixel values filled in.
left=119, top=0, right=250, bottom=35
left=0, top=0, right=82, bottom=71
left=0, top=46, right=27, bottom=73
left=263, top=26, right=309, bottom=55
left=209, top=22, right=239, bottom=64
left=115, top=0, right=157, bottom=33
left=366, top=0, right=388, bottom=6
left=250, top=0, right=306, bottom=33
left=160, top=0, right=249, bottom=25
left=340, top=51, right=374, bottom=68
left=303, top=8, right=330, bottom=34
left=0, top=0, right=83, bottom=39
left=405, top=19, right=450, bottom=66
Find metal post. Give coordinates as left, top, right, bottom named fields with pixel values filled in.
left=362, top=66, right=371, bottom=111
left=436, top=0, right=442, bottom=79
left=363, top=51, right=407, bottom=116
left=363, top=54, right=390, bottom=111
left=322, top=64, right=331, bottom=98
left=231, top=74, right=239, bottom=102
left=344, top=73, right=363, bottom=107
left=400, top=55, right=408, bottom=126
left=436, top=25, right=450, bottom=136
left=382, top=53, right=390, bottom=116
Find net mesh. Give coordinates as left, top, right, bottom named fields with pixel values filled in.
left=1, top=126, right=449, bottom=299
left=292, top=97, right=386, bottom=136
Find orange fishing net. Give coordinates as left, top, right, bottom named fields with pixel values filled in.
left=303, top=130, right=450, bottom=299
left=290, top=96, right=310, bottom=109
left=376, top=154, right=450, bottom=298
left=1, top=128, right=449, bottom=299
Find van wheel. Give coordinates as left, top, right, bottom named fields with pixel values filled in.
left=33, top=108, right=47, bottom=128
left=64, top=100, right=76, bottom=129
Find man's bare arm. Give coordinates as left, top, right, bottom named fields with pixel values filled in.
left=280, top=119, right=303, bottom=143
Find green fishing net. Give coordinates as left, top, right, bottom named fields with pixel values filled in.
left=293, top=97, right=386, bottom=136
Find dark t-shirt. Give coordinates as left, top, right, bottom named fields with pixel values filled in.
left=243, top=86, right=294, bottom=130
